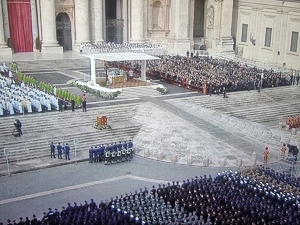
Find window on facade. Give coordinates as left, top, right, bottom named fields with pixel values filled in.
left=290, top=31, right=299, bottom=52
left=241, top=24, right=248, bottom=43
left=264, top=27, right=272, bottom=47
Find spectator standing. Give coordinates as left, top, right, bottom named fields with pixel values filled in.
left=65, top=143, right=70, bottom=160
left=82, top=93, right=87, bottom=112
left=57, top=143, right=63, bottom=159
left=71, top=98, right=75, bottom=112
left=50, top=142, right=56, bottom=158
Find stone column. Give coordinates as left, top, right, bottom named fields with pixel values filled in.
left=31, top=0, right=39, bottom=52
left=90, top=0, right=104, bottom=43
left=122, top=0, right=128, bottom=42
left=172, top=0, right=190, bottom=55
left=2, top=0, right=10, bottom=42
left=75, top=0, right=90, bottom=50
left=130, top=0, right=144, bottom=43
left=40, top=0, right=63, bottom=53
left=0, top=1, right=11, bottom=54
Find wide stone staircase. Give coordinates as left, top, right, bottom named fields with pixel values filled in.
left=169, top=86, right=300, bottom=128
left=166, top=85, right=300, bottom=158
left=0, top=103, right=142, bottom=176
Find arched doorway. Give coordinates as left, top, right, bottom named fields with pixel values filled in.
left=56, top=13, right=72, bottom=51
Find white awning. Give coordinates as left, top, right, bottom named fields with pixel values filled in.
left=83, top=52, right=160, bottom=61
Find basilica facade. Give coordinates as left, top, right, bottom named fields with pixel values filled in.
left=0, top=0, right=299, bottom=69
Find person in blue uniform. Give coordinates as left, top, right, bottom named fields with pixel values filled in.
left=57, top=143, right=63, bottom=159
left=89, top=146, right=94, bottom=163
left=65, top=143, right=70, bottom=160
left=128, top=140, right=133, bottom=148
left=50, top=142, right=56, bottom=158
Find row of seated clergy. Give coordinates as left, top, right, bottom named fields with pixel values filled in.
left=0, top=76, right=59, bottom=115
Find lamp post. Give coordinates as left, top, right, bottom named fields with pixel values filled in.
left=4, top=148, right=11, bottom=176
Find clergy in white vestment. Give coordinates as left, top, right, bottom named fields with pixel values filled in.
left=7, top=101, right=14, bottom=115
left=45, top=98, right=51, bottom=111
left=0, top=103, right=3, bottom=116
left=36, top=100, right=42, bottom=112
left=27, top=99, right=32, bottom=113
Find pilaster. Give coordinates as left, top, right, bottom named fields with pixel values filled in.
left=130, top=0, right=144, bottom=43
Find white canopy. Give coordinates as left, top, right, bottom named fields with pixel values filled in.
left=83, top=52, right=160, bottom=61
left=84, top=52, right=160, bottom=84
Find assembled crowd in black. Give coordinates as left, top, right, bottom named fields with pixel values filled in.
left=3, top=166, right=300, bottom=225
left=116, top=55, right=299, bottom=95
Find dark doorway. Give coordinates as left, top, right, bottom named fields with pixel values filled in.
left=105, top=0, right=123, bottom=43
left=193, top=0, right=205, bottom=37
left=56, top=13, right=72, bottom=51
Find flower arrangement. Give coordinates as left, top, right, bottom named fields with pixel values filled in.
left=93, top=123, right=112, bottom=130
left=75, top=83, right=122, bottom=99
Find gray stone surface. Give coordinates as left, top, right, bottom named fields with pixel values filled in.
left=0, top=52, right=300, bottom=221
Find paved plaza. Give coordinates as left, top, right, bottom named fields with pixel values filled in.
left=0, top=52, right=300, bottom=220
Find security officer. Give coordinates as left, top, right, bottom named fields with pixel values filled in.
left=57, top=143, right=63, bottom=159
left=65, top=143, right=70, bottom=160
left=50, top=142, right=56, bottom=158
left=89, top=146, right=94, bottom=163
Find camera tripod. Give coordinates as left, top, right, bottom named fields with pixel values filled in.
left=12, top=127, right=22, bottom=136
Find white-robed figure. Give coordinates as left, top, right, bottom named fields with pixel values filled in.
left=27, top=99, right=32, bottom=113
left=50, top=95, right=59, bottom=110
left=7, top=100, right=14, bottom=115
left=0, top=103, right=3, bottom=116
left=45, top=98, right=51, bottom=111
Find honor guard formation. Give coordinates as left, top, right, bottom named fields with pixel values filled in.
left=286, top=115, right=300, bottom=130
left=89, top=140, right=134, bottom=165
left=4, top=167, right=300, bottom=225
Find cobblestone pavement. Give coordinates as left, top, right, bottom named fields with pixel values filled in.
left=0, top=52, right=299, bottom=220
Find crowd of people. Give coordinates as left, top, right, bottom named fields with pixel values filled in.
left=89, top=140, right=134, bottom=164
left=81, top=42, right=164, bottom=56
left=3, top=167, right=300, bottom=225
left=116, top=55, right=297, bottom=94
left=286, top=115, right=300, bottom=129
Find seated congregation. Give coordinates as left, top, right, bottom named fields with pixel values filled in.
left=4, top=166, right=300, bottom=225
left=114, top=55, right=291, bottom=94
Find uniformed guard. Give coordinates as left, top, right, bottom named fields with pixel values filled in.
left=57, top=143, right=63, bottom=159
left=89, top=146, right=94, bottom=163
left=50, top=142, right=56, bottom=158
left=65, top=143, right=70, bottom=160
